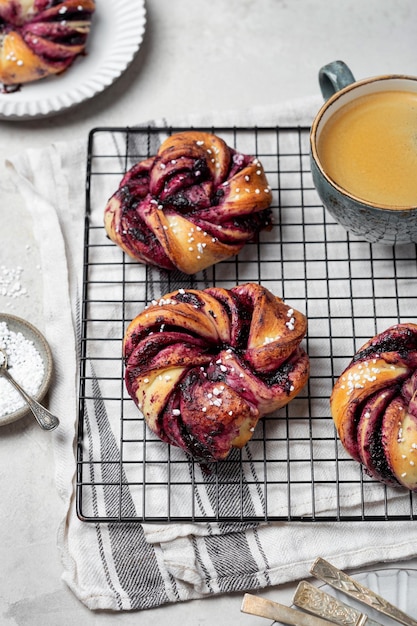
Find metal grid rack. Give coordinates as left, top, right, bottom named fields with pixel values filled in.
left=76, top=125, right=417, bottom=523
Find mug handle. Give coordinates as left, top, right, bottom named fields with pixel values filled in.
left=319, top=60, right=356, bottom=100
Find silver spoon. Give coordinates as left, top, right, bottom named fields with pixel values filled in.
left=0, top=348, right=59, bottom=431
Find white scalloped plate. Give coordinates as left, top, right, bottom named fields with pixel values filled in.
left=319, top=568, right=417, bottom=625
left=0, top=0, right=146, bottom=119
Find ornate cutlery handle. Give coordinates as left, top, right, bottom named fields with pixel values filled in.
left=241, top=593, right=336, bottom=626
left=294, top=581, right=375, bottom=626
left=310, top=558, right=417, bottom=626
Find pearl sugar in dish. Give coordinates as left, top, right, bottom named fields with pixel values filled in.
left=0, top=314, right=53, bottom=426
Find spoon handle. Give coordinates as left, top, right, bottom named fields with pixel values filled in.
left=1, top=368, right=59, bottom=430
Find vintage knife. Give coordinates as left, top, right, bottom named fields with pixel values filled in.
left=310, top=558, right=417, bottom=626
left=241, top=593, right=336, bottom=626
left=293, top=580, right=384, bottom=626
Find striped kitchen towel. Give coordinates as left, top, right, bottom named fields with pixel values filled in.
left=7, top=98, right=417, bottom=611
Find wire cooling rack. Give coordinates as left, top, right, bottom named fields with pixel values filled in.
left=76, top=125, right=417, bottom=523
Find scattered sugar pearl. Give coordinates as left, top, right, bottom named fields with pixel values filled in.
left=0, top=321, right=45, bottom=417
left=286, top=317, right=295, bottom=331
left=172, top=409, right=180, bottom=416
left=263, top=335, right=281, bottom=345
left=1, top=265, right=28, bottom=299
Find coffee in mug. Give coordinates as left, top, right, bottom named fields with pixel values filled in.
left=317, top=90, right=417, bottom=208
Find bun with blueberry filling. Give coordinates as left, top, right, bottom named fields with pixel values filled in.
left=104, top=131, right=273, bottom=275
left=0, top=0, right=95, bottom=88
left=123, top=283, right=309, bottom=462
left=330, top=323, right=417, bottom=491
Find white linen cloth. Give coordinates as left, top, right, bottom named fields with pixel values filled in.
left=7, top=97, right=417, bottom=611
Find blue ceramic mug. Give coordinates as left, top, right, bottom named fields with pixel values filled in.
left=310, top=60, right=417, bottom=244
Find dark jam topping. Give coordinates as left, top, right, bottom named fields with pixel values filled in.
left=367, top=426, right=399, bottom=486
left=50, top=8, right=93, bottom=21
left=235, top=323, right=250, bottom=351
left=193, top=158, right=210, bottom=179
left=175, top=292, right=203, bottom=309
left=128, top=227, right=147, bottom=244
left=261, top=360, right=294, bottom=392
left=232, top=208, right=272, bottom=231
left=179, top=425, right=216, bottom=463
left=178, top=369, right=198, bottom=400
left=234, top=298, right=252, bottom=351
left=353, top=328, right=417, bottom=363
left=171, top=193, right=190, bottom=210
left=56, top=32, right=85, bottom=45
left=212, top=188, right=224, bottom=206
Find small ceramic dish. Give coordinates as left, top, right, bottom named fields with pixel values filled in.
left=0, top=313, right=53, bottom=426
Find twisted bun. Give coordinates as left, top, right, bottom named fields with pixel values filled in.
left=0, top=0, right=95, bottom=87
left=104, top=131, right=273, bottom=275
left=123, top=283, right=309, bottom=462
left=330, top=323, right=417, bottom=491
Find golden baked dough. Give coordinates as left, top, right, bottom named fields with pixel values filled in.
left=104, top=131, right=273, bottom=275
left=123, top=283, right=309, bottom=462
left=0, top=0, right=95, bottom=87
left=330, top=323, right=417, bottom=491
